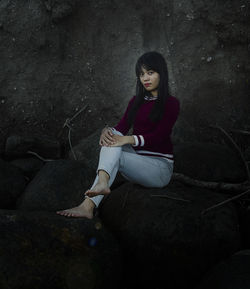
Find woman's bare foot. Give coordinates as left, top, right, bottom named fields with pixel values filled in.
left=56, top=198, right=95, bottom=219
left=84, top=182, right=111, bottom=198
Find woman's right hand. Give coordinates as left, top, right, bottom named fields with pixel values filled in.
left=99, top=127, right=115, bottom=146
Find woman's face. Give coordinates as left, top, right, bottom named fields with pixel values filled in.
left=139, top=67, right=160, bottom=96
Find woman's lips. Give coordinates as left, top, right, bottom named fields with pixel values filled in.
left=144, top=83, right=151, bottom=87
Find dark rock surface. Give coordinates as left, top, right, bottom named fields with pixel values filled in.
left=17, top=159, right=95, bottom=211
left=68, top=129, right=101, bottom=171
left=174, top=142, right=247, bottom=183
left=236, top=204, right=250, bottom=249
left=11, top=157, right=44, bottom=179
left=196, top=250, right=250, bottom=289
left=0, top=159, right=27, bottom=209
left=99, top=181, right=241, bottom=289
left=0, top=210, right=122, bottom=289
left=0, top=0, right=249, bottom=151
left=5, top=135, right=61, bottom=159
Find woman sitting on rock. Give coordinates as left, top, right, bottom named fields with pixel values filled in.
left=57, top=51, right=180, bottom=219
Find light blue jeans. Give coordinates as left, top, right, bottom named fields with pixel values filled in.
left=87, top=129, right=174, bottom=207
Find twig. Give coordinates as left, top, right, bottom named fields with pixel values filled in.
left=57, top=105, right=88, bottom=138
left=27, top=151, right=55, bottom=162
left=202, top=188, right=250, bottom=215
left=151, top=194, right=191, bottom=202
left=210, top=125, right=250, bottom=181
left=68, top=105, right=88, bottom=123
left=230, top=129, right=250, bottom=136
left=172, top=173, right=249, bottom=192
left=57, top=105, right=88, bottom=159
left=68, top=129, right=77, bottom=160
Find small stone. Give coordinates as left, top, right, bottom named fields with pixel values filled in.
left=95, top=222, right=102, bottom=230
left=207, top=56, right=212, bottom=62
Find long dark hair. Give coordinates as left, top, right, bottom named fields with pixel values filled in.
left=127, top=51, right=171, bottom=125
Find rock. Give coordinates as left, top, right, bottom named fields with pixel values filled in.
left=68, top=129, right=101, bottom=172
left=11, top=157, right=44, bottom=179
left=17, top=159, right=95, bottom=211
left=196, top=250, right=250, bottom=289
left=5, top=135, right=61, bottom=160
left=0, top=210, right=122, bottom=289
left=44, top=0, right=77, bottom=22
left=236, top=203, right=250, bottom=249
left=245, top=146, right=250, bottom=161
left=99, top=181, right=241, bottom=289
left=0, top=159, right=27, bottom=209
left=174, top=142, right=247, bottom=183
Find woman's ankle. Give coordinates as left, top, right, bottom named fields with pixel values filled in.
left=81, top=197, right=96, bottom=210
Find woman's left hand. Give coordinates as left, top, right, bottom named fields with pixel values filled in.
left=108, top=135, right=135, bottom=147
left=108, top=135, right=127, bottom=147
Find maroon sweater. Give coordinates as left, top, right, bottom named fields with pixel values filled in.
left=113, top=95, right=180, bottom=162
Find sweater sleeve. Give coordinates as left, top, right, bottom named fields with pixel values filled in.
left=132, top=97, right=180, bottom=148
left=113, top=95, right=136, bottom=135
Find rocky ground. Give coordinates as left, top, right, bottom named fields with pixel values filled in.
left=1, top=135, right=250, bottom=289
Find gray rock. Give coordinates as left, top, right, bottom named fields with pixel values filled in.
left=68, top=129, right=101, bottom=172
left=44, top=0, right=77, bottom=22
left=11, top=157, right=44, bottom=179
left=0, top=210, right=122, bottom=289
left=0, top=0, right=249, bottom=150
left=5, top=135, right=61, bottom=159
left=0, top=159, right=27, bottom=209
left=196, top=250, right=250, bottom=289
left=17, top=159, right=95, bottom=211
left=174, top=142, right=247, bottom=183
left=99, top=181, right=241, bottom=289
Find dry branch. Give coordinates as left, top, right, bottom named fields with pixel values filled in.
left=151, top=194, right=191, bottom=202
left=202, top=188, right=250, bottom=215
left=172, top=173, right=249, bottom=192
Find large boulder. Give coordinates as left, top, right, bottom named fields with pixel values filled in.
left=0, top=210, right=122, bottom=289
left=11, top=157, right=44, bottom=179
left=5, top=135, right=61, bottom=160
left=196, top=250, right=250, bottom=289
left=99, top=181, right=241, bottom=289
left=68, top=129, right=101, bottom=171
left=17, top=159, right=95, bottom=211
left=174, top=142, right=247, bottom=183
left=0, top=159, right=27, bottom=209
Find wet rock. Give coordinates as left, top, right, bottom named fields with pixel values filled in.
left=99, top=181, right=241, bottom=289
left=17, top=159, right=95, bottom=211
left=0, top=159, right=27, bottom=209
left=196, top=250, right=250, bottom=289
left=0, top=210, right=122, bottom=289
left=174, top=142, right=247, bottom=183
left=5, top=135, right=61, bottom=160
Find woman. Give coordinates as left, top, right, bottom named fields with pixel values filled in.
left=57, top=51, right=180, bottom=219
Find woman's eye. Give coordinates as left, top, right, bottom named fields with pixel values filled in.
left=148, top=71, right=154, bottom=75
